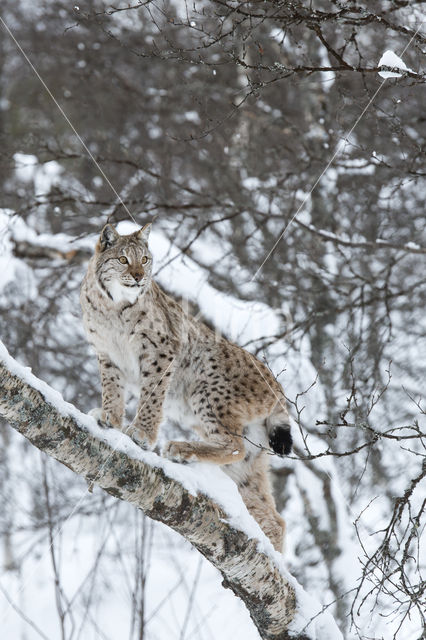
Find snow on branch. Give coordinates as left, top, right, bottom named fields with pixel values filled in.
left=378, top=50, right=415, bottom=79
left=294, top=218, right=426, bottom=255
left=0, top=341, right=342, bottom=640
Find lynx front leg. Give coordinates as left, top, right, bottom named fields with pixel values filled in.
left=92, top=356, right=125, bottom=429
left=128, top=374, right=168, bottom=450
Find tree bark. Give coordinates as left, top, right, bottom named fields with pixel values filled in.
left=0, top=346, right=330, bottom=640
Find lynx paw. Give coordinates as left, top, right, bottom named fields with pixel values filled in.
left=163, top=441, right=193, bottom=464
left=128, top=426, right=156, bottom=451
left=89, top=408, right=115, bottom=429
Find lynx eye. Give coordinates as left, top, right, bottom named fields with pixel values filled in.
left=118, top=256, right=128, bottom=264
left=141, top=256, right=148, bottom=264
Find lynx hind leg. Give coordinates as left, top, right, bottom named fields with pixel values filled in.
left=164, top=384, right=248, bottom=464
left=163, top=420, right=246, bottom=465
left=163, top=436, right=245, bottom=465
left=236, top=453, right=286, bottom=553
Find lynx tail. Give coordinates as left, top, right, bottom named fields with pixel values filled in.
left=266, top=402, right=292, bottom=456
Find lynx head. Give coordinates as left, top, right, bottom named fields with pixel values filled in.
left=94, top=223, right=153, bottom=304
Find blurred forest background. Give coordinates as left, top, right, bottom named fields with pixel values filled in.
left=0, top=1, right=425, bottom=639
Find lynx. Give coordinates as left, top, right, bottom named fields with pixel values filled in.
left=80, top=223, right=292, bottom=551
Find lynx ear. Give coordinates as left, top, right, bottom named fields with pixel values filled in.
left=136, top=222, right=152, bottom=244
left=99, top=224, right=119, bottom=251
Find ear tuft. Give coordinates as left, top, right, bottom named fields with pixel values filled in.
left=136, top=222, right=152, bottom=244
left=99, top=224, right=119, bottom=251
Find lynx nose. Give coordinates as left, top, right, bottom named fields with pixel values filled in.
left=132, top=271, right=144, bottom=283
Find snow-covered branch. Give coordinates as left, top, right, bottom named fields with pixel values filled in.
left=294, top=219, right=426, bottom=255
left=0, top=342, right=342, bottom=640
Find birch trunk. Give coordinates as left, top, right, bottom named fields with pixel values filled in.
left=0, top=352, right=318, bottom=640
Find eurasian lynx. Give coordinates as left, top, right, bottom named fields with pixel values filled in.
left=80, top=224, right=292, bottom=551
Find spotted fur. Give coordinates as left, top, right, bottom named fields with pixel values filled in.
left=80, top=224, right=292, bottom=551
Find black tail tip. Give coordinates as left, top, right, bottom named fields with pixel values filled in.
left=269, top=426, right=292, bottom=456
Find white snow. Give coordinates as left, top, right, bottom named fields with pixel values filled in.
left=13, top=153, right=38, bottom=182
left=317, top=46, right=336, bottom=91
left=184, top=110, right=201, bottom=124
left=341, top=157, right=376, bottom=175
left=0, top=210, right=37, bottom=298
left=14, top=152, right=64, bottom=194
left=404, top=241, right=421, bottom=250
left=0, top=208, right=92, bottom=257
left=378, top=50, right=413, bottom=78
left=288, top=583, right=343, bottom=640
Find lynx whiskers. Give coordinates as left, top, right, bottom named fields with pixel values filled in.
left=81, top=223, right=292, bottom=552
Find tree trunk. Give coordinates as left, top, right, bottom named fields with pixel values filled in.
left=0, top=344, right=338, bottom=640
